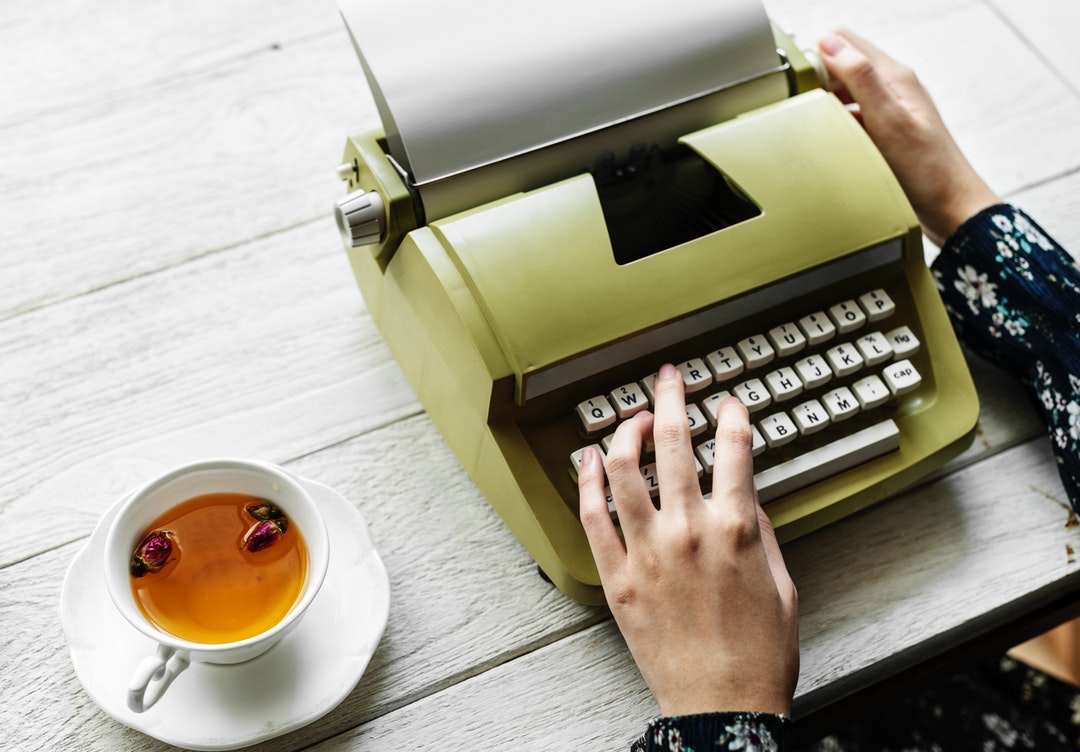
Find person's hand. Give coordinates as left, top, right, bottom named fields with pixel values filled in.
left=577, top=364, right=799, bottom=716
left=817, top=28, right=1001, bottom=246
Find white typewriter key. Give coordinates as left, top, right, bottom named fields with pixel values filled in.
left=677, top=358, right=713, bottom=393
left=764, top=367, right=803, bottom=403
left=706, top=346, right=744, bottom=382
left=601, top=433, right=616, bottom=452
left=640, top=463, right=660, bottom=497
left=885, top=325, right=921, bottom=359
left=640, top=373, right=657, bottom=403
left=733, top=378, right=772, bottom=413
left=859, top=289, right=896, bottom=322
left=767, top=323, right=807, bottom=357
left=798, top=311, right=836, bottom=345
left=852, top=374, right=890, bottom=410
left=828, top=300, right=867, bottom=333
left=696, top=438, right=716, bottom=474
left=605, top=487, right=616, bottom=516
left=793, top=354, right=832, bottom=389
left=685, top=404, right=708, bottom=438
left=570, top=444, right=605, bottom=475
left=609, top=382, right=649, bottom=419
left=792, top=399, right=830, bottom=435
left=700, top=390, right=734, bottom=426
left=855, top=331, right=893, bottom=366
left=576, top=396, right=617, bottom=433
left=825, top=342, right=865, bottom=377
left=882, top=360, right=922, bottom=396
left=694, top=456, right=705, bottom=478
left=736, top=335, right=775, bottom=369
left=822, top=386, right=859, bottom=422
left=751, top=425, right=766, bottom=457
left=759, top=411, right=798, bottom=448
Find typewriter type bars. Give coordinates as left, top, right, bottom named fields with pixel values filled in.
left=569, top=287, right=924, bottom=513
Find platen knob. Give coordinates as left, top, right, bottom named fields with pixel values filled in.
left=334, top=189, right=386, bottom=247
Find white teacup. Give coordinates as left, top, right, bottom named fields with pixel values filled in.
left=103, top=458, right=330, bottom=712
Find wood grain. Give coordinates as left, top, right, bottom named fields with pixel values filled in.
left=7, top=0, right=1080, bottom=749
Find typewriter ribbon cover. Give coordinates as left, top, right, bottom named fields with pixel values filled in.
left=334, top=0, right=979, bottom=602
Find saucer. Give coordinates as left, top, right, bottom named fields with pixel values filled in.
left=60, top=477, right=390, bottom=750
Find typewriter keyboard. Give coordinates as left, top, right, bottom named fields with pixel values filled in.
left=569, top=288, right=922, bottom=514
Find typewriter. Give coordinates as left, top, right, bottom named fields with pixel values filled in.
left=333, top=0, right=979, bottom=603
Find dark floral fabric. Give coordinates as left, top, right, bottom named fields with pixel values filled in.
left=929, top=204, right=1080, bottom=511
left=632, top=712, right=793, bottom=751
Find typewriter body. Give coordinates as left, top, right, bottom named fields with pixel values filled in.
left=334, top=0, right=979, bottom=603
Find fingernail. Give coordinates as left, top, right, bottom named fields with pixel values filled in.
left=719, top=395, right=749, bottom=420
left=580, top=446, right=598, bottom=471
left=658, top=363, right=678, bottom=381
left=818, top=33, right=846, bottom=56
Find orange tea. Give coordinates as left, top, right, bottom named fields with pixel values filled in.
left=128, top=492, right=308, bottom=644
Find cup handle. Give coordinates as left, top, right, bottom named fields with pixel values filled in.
left=127, top=644, right=190, bottom=712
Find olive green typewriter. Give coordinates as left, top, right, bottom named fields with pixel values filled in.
left=333, top=0, right=979, bottom=603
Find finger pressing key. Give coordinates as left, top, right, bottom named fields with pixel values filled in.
left=602, top=410, right=656, bottom=539
left=710, top=396, right=759, bottom=529
left=652, top=363, right=704, bottom=512
left=577, top=446, right=625, bottom=579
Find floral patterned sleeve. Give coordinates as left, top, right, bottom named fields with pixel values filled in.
left=631, top=712, right=792, bottom=751
left=929, top=203, right=1080, bottom=510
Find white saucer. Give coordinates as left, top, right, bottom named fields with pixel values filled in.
left=61, top=477, right=390, bottom=751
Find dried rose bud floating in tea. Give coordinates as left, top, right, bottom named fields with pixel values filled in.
left=130, top=531, right=175, bottom=577
left=244, top=519, right=287, bottom=552
left=128, top=493, right=308, bottom=644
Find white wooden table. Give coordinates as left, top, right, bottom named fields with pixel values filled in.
left=6, top=0, right=1080, bottom=748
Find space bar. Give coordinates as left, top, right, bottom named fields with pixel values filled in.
left=753, top=419, right=900, bottom=503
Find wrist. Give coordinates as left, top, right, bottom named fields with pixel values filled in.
left=933, top=179, right=1001, bottom=247
left=913, top=149, right=1000, bottom=246
left=659, top=696, right=792, bottom=718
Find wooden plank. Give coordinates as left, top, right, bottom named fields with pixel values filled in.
left=314, top=621, right=655, bottom=752
left=0, top=29, right=378, bottom=319
left=1003, top=161, right=1080, bottom=253
left=985, top=0, right=1080, bottom=96
left=0, top=221, right=416, bottom=567
left=789, top=441, right=1079, bottom=705
left=0, top=0, right=345, bottom=126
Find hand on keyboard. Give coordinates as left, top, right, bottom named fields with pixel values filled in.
left=578, top=363, right=799, bottom=717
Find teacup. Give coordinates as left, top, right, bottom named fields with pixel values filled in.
left=103, top=458, right=329, bottom=712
